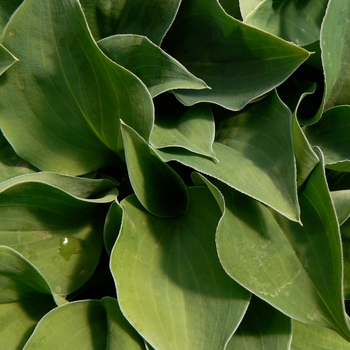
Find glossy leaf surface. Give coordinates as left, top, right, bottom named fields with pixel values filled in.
left=98, top=34, right=208, bottom=98
left=162, top=0, right=310, bottom=110
left=0, top=0, right=154, bottom=175
left=111, top=188, right=250, bottom=350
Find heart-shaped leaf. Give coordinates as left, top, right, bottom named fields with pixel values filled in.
left=110, top=188, right=250, bottom=350
left=121, top=122, right=189, bottom=218
left=98, top=34, right=208, bottom=98
left=162, top=0, right=310, bottom=111
left=0, top=246, right=56, bottom=349
left=0, top=0, right=154, bottom=175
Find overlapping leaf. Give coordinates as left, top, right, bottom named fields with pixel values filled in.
left=226, top=295, right=292, bottom=349
left=121, top=122, right=189, bottom=218
left=0, top=246, right=56, bottom=349
left=162, top=0, right=310, bottom=111
left=158, top=91, right=300, bottom=222
left=98, top=34, right=208, bottom=98
left=80, top=0, right=181, bottom=44
left=321, top=0, right=350, bottom=109
left=0, top=0, right=154, bottom=175
left=239, top=0, right=262, bottom=18
left=111, top=188, right=250, bottom=350
left=0, top=0, right=23, bottom=39
left=101, top=297, right=146, bottom=350
left=214, top=150, right=350, bottom=340
left=245, top=0, right=328, bottom=46
left=0, top=43, right=16, bottom=75
left=23, top=300, right=107, bottom=349
left=0, top=173, right=118, bottom=295
left=304, top=106, right=350, bottom=171
left=151, top=103, right=217, bottom=159
left=291, top=320, right=350, bottom=350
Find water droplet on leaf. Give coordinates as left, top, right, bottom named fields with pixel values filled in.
left=58, top=235, right=85, bottom=261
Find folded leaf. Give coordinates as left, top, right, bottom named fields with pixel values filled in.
left=121, top=122, right=189, bottom=218
left=0, top=0, right=154, bottom=175
left=0, top=246, right=56, bottom=349
left=158, top=91, right=300, bottom=222
left=151, top=103, right=217, bottom=160
left=162, top=0, right=310, bottom=110
left=98, top=34, right=208, bottom=97
left=111, top=188, right=250, bottom=350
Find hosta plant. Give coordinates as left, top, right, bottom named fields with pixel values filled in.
left=0, top=0, right=350, bottom=349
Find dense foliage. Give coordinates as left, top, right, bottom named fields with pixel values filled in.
left=0, top=0, right=350, bottom=348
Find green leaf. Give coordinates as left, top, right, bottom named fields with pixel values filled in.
left=304, top=106, right=350, bottom=171
left=162, top=0, right=310, bottom=111
left=239, top=0, right=263, bottom=19
left=80, top=0, right=181, bottom=44
left=292, top=102, right=319, bottom=189
left=101, top=297, right=146, bottom=350
left=98, top=34, right=208, bottom=98
left=0, top=43, right=17, bottom=75
left=151, top=103, right=217, bottom=160
left=331, top=190, right=350, bottom=225
left=321, top=0, right=350, bottom=109
left=0, top=246, right=56, bottom=350
left=219, top=0, right=242, bottom=20
left=0, top=133, right=38, bottom=183
left=226, top=295, right=292, bottom=350
left=0, top=173, right=117, bottom=295
left=245, top=0, right=328, bottom=46
left=215, top=149, right=350, bottom=340
left=291, top=320, right=350, bottom=350
left=121, top=122, right=189, bottom=218
left=340, top=219, right=350, bottom=300
left=23, top=300, right=107, bottom=349
left=0, top=0, right=154, bottom=175
left=0, top=0, right=23, bottom=39
left=104, top=201, right=123, bottom=255
left=158, top=91, right=300, bottom=222
left=110, top=188, right=250, bottom=350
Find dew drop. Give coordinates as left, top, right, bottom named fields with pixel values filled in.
left=58, top=235, right=85, bottom=261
